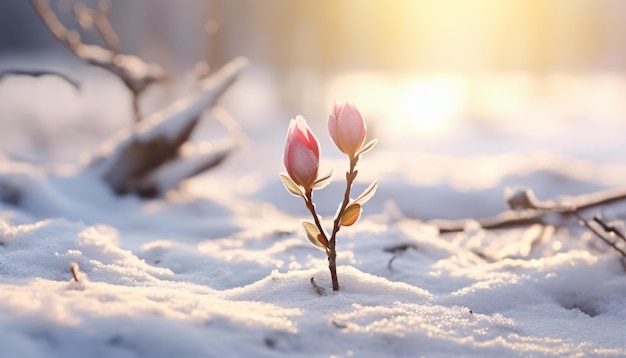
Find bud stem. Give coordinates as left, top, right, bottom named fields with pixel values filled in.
left=327, top=156, right=359, bottom=291
left=303, top=157, right=359, bottom=291
left=303, top=189, right=336, bottom=288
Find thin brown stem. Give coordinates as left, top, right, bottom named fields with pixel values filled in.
left=70, top=263, right=79, bottom=282
left=303, top=189, right=327, bottom=243
left=301, top=156, right=359, bottom=291
left=302, top=189, right=337, bottom=288
left=326, top=156, right=359, bottom=291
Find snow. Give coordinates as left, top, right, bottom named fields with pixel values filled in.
left=1, top=65, right=626, bottom=357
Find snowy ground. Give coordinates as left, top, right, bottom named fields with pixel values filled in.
left=1, top=63, right=626, bottom=357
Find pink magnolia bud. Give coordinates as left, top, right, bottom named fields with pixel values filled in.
left=284, top=116, right=320, bottom=190
left=328, top=100, right=367, bottom=158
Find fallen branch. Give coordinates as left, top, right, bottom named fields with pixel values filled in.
left=430, top=186, right=626, bottom=233
left=88, top=57, right=248, bottom=196
left=23, top=1, right=248, bottom=199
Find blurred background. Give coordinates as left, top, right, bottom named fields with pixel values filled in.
left=2, top=0, right=626, bottom=163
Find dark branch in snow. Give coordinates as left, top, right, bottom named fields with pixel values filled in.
left=0, top=69, right=80, bottom=89
left=29, top=0, right=248, bottom=198
left=32, top=0, right=167, bottom=124
left=431, top=186, right=626, bottom=233
left=384, top=243, right=417, bottom=271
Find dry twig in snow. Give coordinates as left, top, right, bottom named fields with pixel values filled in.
left=430, top=186, right=626, bottom=233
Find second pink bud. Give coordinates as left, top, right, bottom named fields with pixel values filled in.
left=328, top=100, right=367, bottom=159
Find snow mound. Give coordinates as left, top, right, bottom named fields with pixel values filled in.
left=0, top=219, right=173, bottom=285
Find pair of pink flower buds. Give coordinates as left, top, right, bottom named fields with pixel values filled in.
left=281, top=101, right=377, bottom=291
left=284, top=101, right=367, bottom=191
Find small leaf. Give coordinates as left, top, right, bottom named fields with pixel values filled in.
left=317, top=233, right=328, bottom=248
left=312, top=168, right=333, bottom=190
left=303, top=221, right=327, bottom=250
left=357, top=139, right=378, bottom=157
left=354, top=180, right=378, bottom=205
left=280, top=174, right=304, bottom=197
left=340, top=203, right=361, bottom=227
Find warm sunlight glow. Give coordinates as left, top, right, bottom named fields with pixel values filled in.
left=395, top=77, right=465, bottom=134
left=325, top=73, right=464, bottom=137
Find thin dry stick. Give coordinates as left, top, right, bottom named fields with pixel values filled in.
left=591, top=215, right=626, bottom=245
left=573, top=212, right=626, bottom=258
left=327, top=157, right=359, bottom=291
left=303, top=189, right=331, bottom=262
left=70, top=263, right=80, bottom=282
left=310, top=277, right=326, bottom=296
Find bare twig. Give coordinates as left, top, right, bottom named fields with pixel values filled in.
left=73, top=0, right=120, bottom=54
left=32, top=0, right=166, bottom=124
left=310, top=277, right=326, bottom=296
left=431, top=186, right=626, bottom=233
left=0, top=69, right=80, bottom=89
left=384, top=243, right=417, bottom=270
left=574, top=212, right=626, bottom=258
left=591, top=215, right=626, bottom=245
left=70, top=262, right=80, bottom=282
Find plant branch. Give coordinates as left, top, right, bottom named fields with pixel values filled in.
left=573, top=211, right=626, bottom=258
left=326, top=157, right=359, bottom=291
left=32, top=0, right=167, bottom=125
left=304, top=189, right=327, bottom=244
left=73, top=0, right=120, bottom=54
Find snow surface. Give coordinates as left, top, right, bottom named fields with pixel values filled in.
left=1, top=66, right=626, bottom=357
